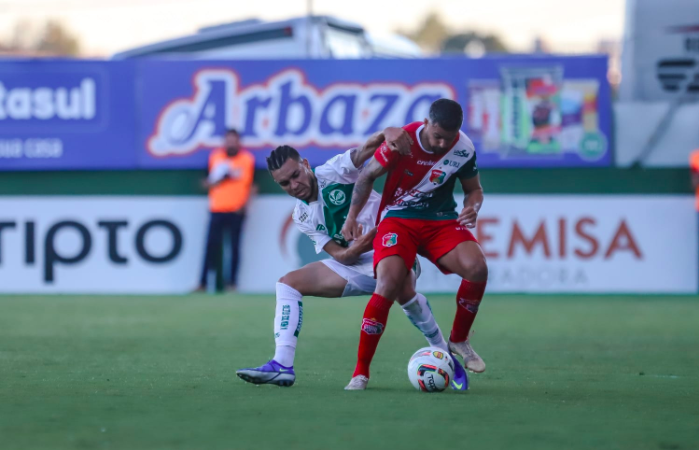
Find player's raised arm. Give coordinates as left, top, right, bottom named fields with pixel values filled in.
left=351, top=127, right=413, bottom=168
left=341, top=157, right=388, bottom=241
left=457, top=173, right=484, bottom=229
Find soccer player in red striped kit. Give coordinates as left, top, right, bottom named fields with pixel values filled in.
left=341, top=99, right=487, bottom=390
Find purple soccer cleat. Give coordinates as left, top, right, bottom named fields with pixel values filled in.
left=449, top=353, right=469, bottom=391
left=236, top=360, right=296, bottom=387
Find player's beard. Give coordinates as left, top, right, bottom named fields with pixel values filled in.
left=297, top=175, right=317, bottom=203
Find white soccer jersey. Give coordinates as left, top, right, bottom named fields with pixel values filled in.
left=292, top=148, right=381, bottom=259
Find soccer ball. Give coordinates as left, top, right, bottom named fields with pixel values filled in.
left=407, top=347, right=455, bottom=392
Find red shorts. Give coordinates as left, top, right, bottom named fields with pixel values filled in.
left=373, top=217, right=478, bottom=276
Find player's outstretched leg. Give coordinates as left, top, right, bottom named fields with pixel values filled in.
left=438, top=241, right=488, bottom=374
left=236, top=282, right=301, bottom=387
left=238, top=263, right=347, bottom=387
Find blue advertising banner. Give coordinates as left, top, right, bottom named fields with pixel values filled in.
left=0, top=56, right=610, bottom=171
left=0, top=60, right=137, bottom=170
left=138, top=57, right=611, bottom=169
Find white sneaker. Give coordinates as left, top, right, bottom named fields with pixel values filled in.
left=344, top=375, right=369, bottom=390
left=449, top=334, right=485, bottom=373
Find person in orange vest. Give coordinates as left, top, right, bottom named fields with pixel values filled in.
left=691, top=149, right=699, bottom=213
left=199, top=129, right=255, bottom=292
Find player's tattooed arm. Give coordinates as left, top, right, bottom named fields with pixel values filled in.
left=341, top=157, right=387, bottom=241
left=351, top=127, right=413, bottom=168
left=458, top=173, right=484, bottom=229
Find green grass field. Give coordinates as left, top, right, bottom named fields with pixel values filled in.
left=1, top=294, right=698, bottom=450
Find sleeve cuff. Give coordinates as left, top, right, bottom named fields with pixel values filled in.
left=374, top=146, right=392, bottom=168
left=459, top=170, right=479, bottom=179
left=314, top=235, right=332, bottom=254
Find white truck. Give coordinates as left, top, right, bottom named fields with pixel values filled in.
left=112, top=16, right=421, bottom=60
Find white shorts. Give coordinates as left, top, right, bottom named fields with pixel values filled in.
left=321, top=252, right=376, bottom=297
left=321, top=251, right=420, bottom=298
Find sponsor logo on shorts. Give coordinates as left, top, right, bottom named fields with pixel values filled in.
left=429, top=169, right=446, bottom=184
left=328, top=189, right=346, bottom=206
left=361, top=318, right=384, bottom=335
left=316, top=224, right=327, bottom=232
left=382, top=232, right=398, bottom=247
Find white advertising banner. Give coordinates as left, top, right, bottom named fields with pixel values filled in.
left=239, top=195, right=698, bottom=294
left=0, top=195, right=695, bottom=294
left=415, top=195, right=697, bottom=294
left=0, top=197, right=209, bottom=293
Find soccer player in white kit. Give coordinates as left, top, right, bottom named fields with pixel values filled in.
left=236, top=127, right=453, bottom=387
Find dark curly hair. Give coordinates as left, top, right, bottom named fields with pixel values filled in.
left=267, top=145, right=301, bottom=172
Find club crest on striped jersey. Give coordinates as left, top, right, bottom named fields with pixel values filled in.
left=429, top=169, right=446, bottom=184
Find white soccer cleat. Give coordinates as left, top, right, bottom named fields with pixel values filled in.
left=344, top=375, right=369, bottom=390
left=449, top=335, right=486, bottom=373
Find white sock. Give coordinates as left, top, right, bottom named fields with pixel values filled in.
left=402, top=293, right=449, bottom=353
left=272, top=282, right=303, bottom=367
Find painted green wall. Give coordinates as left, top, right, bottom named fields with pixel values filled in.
left=0, top=168, right=691, bottom=196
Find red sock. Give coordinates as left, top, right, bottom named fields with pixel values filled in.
left=450, top=279, right=487, bottom=343
left=352, top=294, right=393, bottom=378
